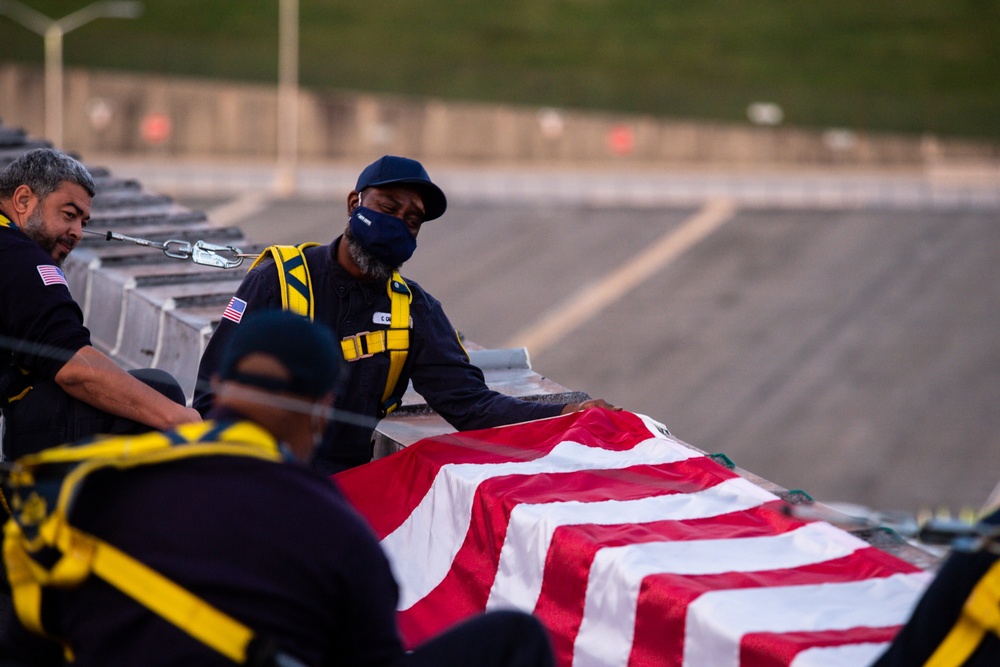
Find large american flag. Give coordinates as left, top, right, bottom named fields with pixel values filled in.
left=335, top=409, right=930, bottom=667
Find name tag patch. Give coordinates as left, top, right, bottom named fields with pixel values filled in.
left=373, top=312, right=412, bottom=326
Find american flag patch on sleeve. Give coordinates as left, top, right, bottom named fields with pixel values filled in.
left=37, top=265, right=68, bottom=287
left=222, top=296, right=248, bottom=323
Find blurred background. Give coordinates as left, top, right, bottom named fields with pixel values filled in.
left=2, top=0, right=999, bottom=518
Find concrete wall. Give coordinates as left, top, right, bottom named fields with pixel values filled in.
left=2, top=63, right=997, bottom=168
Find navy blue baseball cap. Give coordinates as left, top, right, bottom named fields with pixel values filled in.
left=355, top=155, right=447, bottom=221
left=216, top=310, right=344, bottom=398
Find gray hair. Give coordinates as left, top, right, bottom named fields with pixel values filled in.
left=0, top=148, right=96, bottom=200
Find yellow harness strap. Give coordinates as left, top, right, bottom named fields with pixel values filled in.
left=339, top=271, right=412, bottom=416
left=2, top=422, right=282, bottom=664
left=248, top=243, right=320, bottom=318
left=1, top=367, right=33, bottom=405
left=923, top=558, right=1000, bottom=667
left=250, top=242, right=413, bottom=416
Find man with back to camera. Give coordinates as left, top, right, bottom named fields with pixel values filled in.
left=0, top=310, right=555, bottom=667
left=0, top=148, right=200, bottom=460
left=194, top=154, right=617, bottom=474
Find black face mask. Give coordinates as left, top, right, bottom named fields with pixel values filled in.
left=348, top=206, right=417, bottom=267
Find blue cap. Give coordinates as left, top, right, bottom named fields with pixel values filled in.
left=355, top=155, right=447, bottom=221
left=216, top=311, right=344, bottom=398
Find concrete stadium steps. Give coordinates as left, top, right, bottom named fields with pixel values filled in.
left=60, top=168, right=252, bottom=396
left=1, top=121, right=585, bottom=413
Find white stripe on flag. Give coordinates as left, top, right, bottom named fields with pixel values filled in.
left=571, top=522, right=872, bottom=667
left=789, top=642, right=891, bottom=667
left=382, top=436, right=700, bottom=610
left=486, top=476, right=779, bottom=612
left=681, top=572, right=931, bottom=667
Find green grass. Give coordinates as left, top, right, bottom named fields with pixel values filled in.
left=2, top=0, right=998, bottom=139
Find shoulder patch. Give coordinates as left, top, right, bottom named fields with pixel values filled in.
left=222, top=297, right=248, bottom=323
left=36, top=265, right=68, bottom=287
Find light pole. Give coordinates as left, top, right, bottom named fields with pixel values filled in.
left=275, top=0, right=299, bottom=196
left=0, top=0, right=143, bottom=148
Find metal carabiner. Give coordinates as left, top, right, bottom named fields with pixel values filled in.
left=190, top=240, right=245, bottom=269
left=84, top=229, right=244, bottom=269
left=162, top=239, right=194, bottom=260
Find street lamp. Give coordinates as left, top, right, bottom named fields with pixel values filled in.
left=0, top=0, right=143, bottom=148
left=275, top=0, right=299, bottom=196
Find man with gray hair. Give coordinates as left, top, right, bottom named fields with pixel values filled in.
left=0, top=148, right=200, bottom=459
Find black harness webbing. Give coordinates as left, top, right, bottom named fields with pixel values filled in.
left=922, top=557, right=1000, bottom=667
left=248, top=243, right=320, bottom=320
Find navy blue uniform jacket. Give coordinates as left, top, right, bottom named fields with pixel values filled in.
left=194, top=236, right=563, bottom=472
left=0, top=215, right=91, bottom=391
left=1, top=414, right=405, bottom=667
left=872, top=507, right=1000, bottom=666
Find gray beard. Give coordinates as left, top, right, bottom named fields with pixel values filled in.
left=22, top=208, right=62, bottom=266
left=344, top=228, right=397, bottom=282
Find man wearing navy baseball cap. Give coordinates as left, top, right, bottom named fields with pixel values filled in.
left=355, top=155, right=447, bottom=220
left=195, top=155, right=617, bottom=473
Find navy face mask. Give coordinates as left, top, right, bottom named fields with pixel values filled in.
left=348, top=206, right=417, bottom=267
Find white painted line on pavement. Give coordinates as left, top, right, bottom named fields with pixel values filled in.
left=504, top=199, right=736, bottom=356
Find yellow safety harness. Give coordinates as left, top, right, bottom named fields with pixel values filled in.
left=1, top=421, right=295, bottom=665
left=249, top=243, right=321, bottom=319
left=250, top=244, right=412, bottom=417
left=923, top=558, right=1000, bottom=667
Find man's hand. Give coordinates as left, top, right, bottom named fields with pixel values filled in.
left=172, top=405, right=204, bottom=427
left=560, top=398, right=622, bottom=415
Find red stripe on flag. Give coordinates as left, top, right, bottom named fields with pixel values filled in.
left=536, top=502, right=795, bottom=666
left=335, top=410, right=925, bottom=667
left=336, top=410, right=663, bottom=536
left=396, top=458, right=741, bottom=646
left=738, top=626, right=901, bottom=667
left=629, top=551, right=919, bottom=667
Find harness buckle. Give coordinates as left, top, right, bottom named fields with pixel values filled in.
left=345, top=331, right=377, bottom=360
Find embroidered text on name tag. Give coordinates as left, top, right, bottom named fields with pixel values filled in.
left=373, top=312, right=412, bottom=326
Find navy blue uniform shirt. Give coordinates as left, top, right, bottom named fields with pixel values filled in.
left=195, top=236, right=563, bottom=473
left=3, top=414, right=405, bottom=667
left=0, top=214, right=91, bottom=388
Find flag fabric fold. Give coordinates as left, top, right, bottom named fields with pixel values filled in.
left=335, top=409, right=929, bottom=667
